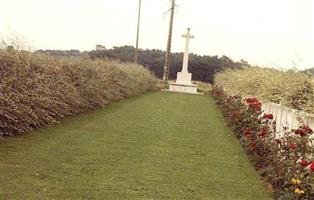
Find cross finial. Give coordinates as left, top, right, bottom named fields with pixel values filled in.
left=182, top=28, right=194, bottom=39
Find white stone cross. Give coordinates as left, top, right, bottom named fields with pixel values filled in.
left=181, top=28, right=194, bottom=73
left=168, top=27, right=198, bottom=93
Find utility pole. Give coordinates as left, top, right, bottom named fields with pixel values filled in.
left=134, top=0, right=142, bottom=64
left=163, top=0, right=175, bottom=82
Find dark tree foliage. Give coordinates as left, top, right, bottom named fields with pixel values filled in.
left=89, top=46, right=249, bottom=83
left=35, top=49, right=82, bottom=57
left=37, top=46, right=250, bottom=83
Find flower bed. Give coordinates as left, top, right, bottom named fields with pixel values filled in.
left=212, top=86, right=314, bottom=199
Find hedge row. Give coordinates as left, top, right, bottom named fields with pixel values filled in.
left=214, top=67, right=314, bottom=114
left=0, top=49, right=156, bottom=136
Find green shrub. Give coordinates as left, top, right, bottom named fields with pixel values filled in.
left=0, top=49, right=156, bottom=136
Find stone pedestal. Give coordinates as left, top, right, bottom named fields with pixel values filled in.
left=169, top=82, right=198, bottom=94
left=168, top=71, right=198, bottom=94
left=176, top=72, right=192, bottom=85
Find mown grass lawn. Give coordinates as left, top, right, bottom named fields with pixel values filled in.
left=0, top=92, right=272, bottom=199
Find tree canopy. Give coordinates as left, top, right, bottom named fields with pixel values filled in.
left=89, top=46, right=249, bottom=83
left=36, top=46, right=249, bottom=83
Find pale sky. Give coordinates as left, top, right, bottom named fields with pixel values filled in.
left=0, top=0, right=313, bottom=69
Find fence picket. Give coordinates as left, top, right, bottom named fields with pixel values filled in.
left=262, top=102, right=314, bottom=137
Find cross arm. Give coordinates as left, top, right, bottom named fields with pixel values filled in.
left=182, top=34, right=195, bottom=39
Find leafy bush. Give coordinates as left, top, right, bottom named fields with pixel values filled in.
left=212, top=86, right=314, bottom=199
left=0, top=49, right=156, bottom=136
left=214, top=67, right=314, bottom=114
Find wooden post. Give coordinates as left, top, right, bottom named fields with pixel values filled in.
left=163, top=0, right=175, bottom=82
left=134, top=0, right=142, bottom=64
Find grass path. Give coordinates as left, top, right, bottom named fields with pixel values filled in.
left=0, top=92, right=272, bottom=199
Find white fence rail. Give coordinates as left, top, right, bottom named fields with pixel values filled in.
left=262, top=102, right=314, bottom=137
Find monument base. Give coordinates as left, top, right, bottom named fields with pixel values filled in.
left=168, top=82, right=198, bottom=94
left=176, top=72, right=192, bottom=85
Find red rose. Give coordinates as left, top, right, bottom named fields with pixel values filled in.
left=295, top=125, right=313, bottom=137
left=304, top=125, right=313, bottom=134
left=288, top=142, right=297, bottom=150
left=250, top=141, right=257, bottom=150
left=244, top=130, right=252, bottom=139
left=300, top=159, right=309, bottom=167
left=249, top=102, right=262, bottom=113
left=263, top=114, right=273, bottom=120
left=275, top=139, right=282, bottom=145
left=310, top=161, right=314, bottom=172
left=295, top=128, right=305, bottom=136
left=245, top=98, right=257, bottom=104
left=258, top=128, right=268, bottom=137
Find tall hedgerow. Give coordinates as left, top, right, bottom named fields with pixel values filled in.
left=214, top=67, right=314, bottom=114
left=0, top=48, right=157, bottom=136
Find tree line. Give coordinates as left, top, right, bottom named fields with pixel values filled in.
left=36, top=46, right=250, bottom=83
left=88, top=46, right=251, bottom=83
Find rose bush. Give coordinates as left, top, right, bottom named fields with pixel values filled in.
left=212, top=86, right=314, bottom=199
